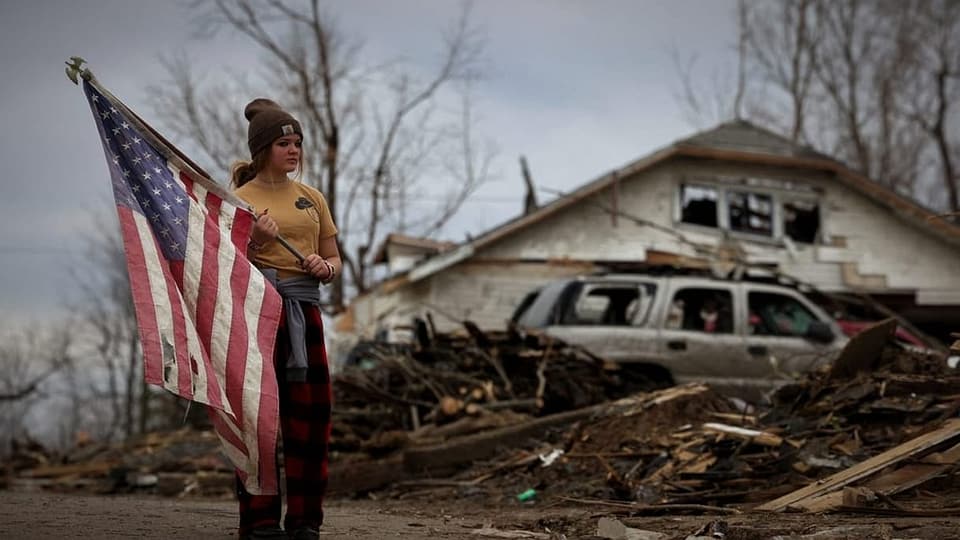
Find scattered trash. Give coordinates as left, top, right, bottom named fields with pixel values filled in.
left=538, top=449, right=564, bottom=467
left=516, top=488, right=537, bottom=502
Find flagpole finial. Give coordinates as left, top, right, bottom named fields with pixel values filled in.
left=65, top=56, right=92, bottom=85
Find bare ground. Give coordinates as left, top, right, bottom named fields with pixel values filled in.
left=2, top=491, right=960, bottom=539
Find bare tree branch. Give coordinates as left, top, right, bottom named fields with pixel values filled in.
left=150, top=0, right=493, bottom=303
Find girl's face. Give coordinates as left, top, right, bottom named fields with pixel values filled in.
left=267, top=134, right=302, bottom=175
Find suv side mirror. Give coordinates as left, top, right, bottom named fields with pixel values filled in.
left=805, top=321, right=835, bottom=344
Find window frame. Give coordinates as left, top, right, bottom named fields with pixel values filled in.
left=562, top=280, right=657, bottom=327
left=675, top=178, right=822, bottom=245
left=664, top=286, right=737, bottom=335
left=747, top=289, right=822, bottom=338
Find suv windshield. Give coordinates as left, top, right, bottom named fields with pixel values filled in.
left=513, top=279, right=572, bottom=328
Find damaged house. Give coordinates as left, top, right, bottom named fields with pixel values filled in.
left=339, top=121, right=960, bottom=344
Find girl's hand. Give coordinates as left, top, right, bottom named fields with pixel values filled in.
left=301, top=254, right=333, bottom=280
left=250, top=210, right=278, bottom=247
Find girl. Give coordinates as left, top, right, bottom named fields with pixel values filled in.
left=231, top=98, right=339, bottom=540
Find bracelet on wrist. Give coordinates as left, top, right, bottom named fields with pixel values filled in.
left=321, top=260, right=336, bottom=283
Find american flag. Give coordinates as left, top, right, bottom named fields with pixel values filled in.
left=81, top=79, right=282, bottom=495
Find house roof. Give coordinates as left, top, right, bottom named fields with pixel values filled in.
left=681, top=120, right=832, bottom=160
left=395, top=120, right=960, bottom=286
left=371, top=233, right=456, bottom=264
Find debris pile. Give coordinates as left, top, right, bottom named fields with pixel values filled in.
left=2, top=429, right=232, bottom=497
left=4, top=319, right=959, bottom=516
left=413, top=320, right=960, bottom=514
left=330, top=322, right=658, bottom=455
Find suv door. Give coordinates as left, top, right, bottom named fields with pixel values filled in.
left=657, top=282, right=755, bottom=394
left=543, top=279, right=659, bottom=363
left=745, top=286, right=843, bottom=377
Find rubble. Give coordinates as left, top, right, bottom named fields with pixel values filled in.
left=3, top=320, right=959, bottom=519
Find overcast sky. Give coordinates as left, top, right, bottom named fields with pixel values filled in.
left=0, top=0, right=739, bottom=324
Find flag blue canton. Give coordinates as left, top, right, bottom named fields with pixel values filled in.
left=84, top=85, right=190, bottom=261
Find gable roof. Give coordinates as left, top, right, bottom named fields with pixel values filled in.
left=372, top=233, right=456, bottom=264
left=683, top=120, right=832, bottom=160
left=400, top=120, right=960, bottom=285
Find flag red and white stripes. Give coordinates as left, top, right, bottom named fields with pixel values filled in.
left=82, top=78, right=282, bottom=495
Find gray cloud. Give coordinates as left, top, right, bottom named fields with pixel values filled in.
left=0, top=0, right=738, bottom=322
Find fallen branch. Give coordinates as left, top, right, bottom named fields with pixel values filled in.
left=558, top=496, right=742, bottom=515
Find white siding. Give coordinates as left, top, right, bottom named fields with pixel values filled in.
left=481, top=160, right=960, bottom=296
left=348, top=157, right=960, bottom=337
left=425, top=262, right=591, bottom=331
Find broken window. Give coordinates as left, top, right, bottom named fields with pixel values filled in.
left=783, top=200, right=820, bottom=243
left=728, top=191, right=773, bottom=236
left=566, top=282, right=654, bottom=326
left=748, top=292, right=818, bottom=337
left=680, top=184, right=718, bottom=228
left=666, top=288, right=734, bottom=334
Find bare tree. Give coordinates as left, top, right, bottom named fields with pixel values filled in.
left=671, top=45, right=741, bottom=129
left=900, top=0, right=960, bottom=212
left=148, top=0, right=493, bottom=306
left=0, top=322, right=73, bottom=455
left=678, top=0, right=944, bottom=204
left=744, top=0, right=819, bottom=142
left=67, top=212, right=148, bottom=440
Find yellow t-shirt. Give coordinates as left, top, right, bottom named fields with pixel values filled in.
left=235, top=180, right=338, bottom=278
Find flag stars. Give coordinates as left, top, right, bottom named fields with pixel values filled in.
left=159, top=228, right=170, bottom=238
left=153, top=188, right=161, bottom=196
left=110, top=107, right=118, bottom=114
left=162, top=203, right=172, bottom=211
left=132, top=137, right=141, bottom=145
left=152, top=213, right=161, bottom=222
left=143, top=172, right=152, bottom=181
left=170, top=242, right=181, bottom=252
left=132, top=156, right=142, bottom=165
left=122, top=169, right=130, bottom=178
left=122, top=143, right=131, bottom=150
left=121, top=122, right=130, bottom=129
left=100, top=111, right=110, bottom=119
left=112, top=128, right=120, bottom=135
left=173, top=217, right=184, bottom=226
left=165, top=181, right=174, bottom=190
left=132, top=185, right=141, bottom=193
left=154, top=167, right=162, bottom=174
left=175, top=196, right=184, bottom=204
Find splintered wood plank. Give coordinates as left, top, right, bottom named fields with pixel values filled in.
left=797, top=442, right=960, bottom=513
left=829, top=318, right=896, bottom=380
left=403, top=405, right=599, bottom=471
left=702, top=423, right=783, bottom=447
left=757, top=418, right=960, bottom=512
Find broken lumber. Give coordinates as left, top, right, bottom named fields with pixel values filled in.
left=757, top=418, right=960, bottom=512
left=403, top=404, right=602, bottom=472
left=795, top=441, right=960, bottom=513
left=829, top=318, right=896, bottom=380
left=702, top=423, right=784, bottom=447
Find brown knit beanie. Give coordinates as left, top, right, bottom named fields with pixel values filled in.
left=244, top=98, right=303, bottom=157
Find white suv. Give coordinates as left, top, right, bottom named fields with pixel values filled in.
left=511, top=274, right=848, bottom=400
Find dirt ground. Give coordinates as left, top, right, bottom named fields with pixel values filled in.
left=2, top=491, right=960, bottom=539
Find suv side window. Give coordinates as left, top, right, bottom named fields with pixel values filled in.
left=564, top=282, right=655, bottom=326
left=748, top=291, right=818, bottom=337
left=666, top=287, right=734, bottom=334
